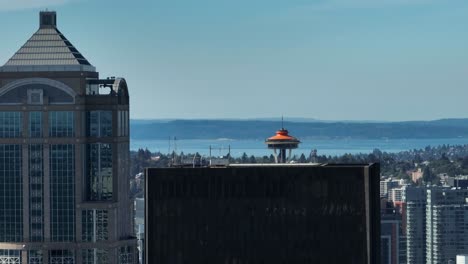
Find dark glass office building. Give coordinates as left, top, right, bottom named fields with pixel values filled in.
left=0, top=12, right=136, bottom=263
left=146, top=164, right=380, bottom=264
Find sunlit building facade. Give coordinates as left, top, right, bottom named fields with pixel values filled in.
left=0, top=11, right=136, bottom=263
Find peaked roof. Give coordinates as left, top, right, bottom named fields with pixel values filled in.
left=1, top=12, right=96, bottom=72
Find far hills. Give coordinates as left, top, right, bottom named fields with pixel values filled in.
left=130, top=118, right=468, bottom=140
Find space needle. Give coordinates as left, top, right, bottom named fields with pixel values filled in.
left=265, top=118, right=301, bottom=163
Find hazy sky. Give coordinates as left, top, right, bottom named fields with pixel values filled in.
left=0, top=0, right=468, bottom=121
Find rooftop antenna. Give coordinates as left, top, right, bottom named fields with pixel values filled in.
left=281, top=115, right=284, bottom=130
left=168, top=136, right=171, bottom=154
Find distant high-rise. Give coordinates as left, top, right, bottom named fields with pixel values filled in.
left=380, top=178, right=400, bottom=199
left=404, top=186, right=427, bottom=264
left=404, top=186, right=468, bottom=264
left=425, top=188, right=468, bottom=264
left=0, top=11, right=136, bottom=263
left=381, top=209, right=406, bottom=264
left=458, top=255, right=468, bottom=264
left=145, top=164, right=380, bottom=264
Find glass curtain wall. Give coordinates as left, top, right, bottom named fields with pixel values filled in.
left=50, top=144, right=75, bottom=242
left=0, top=145, right=22, bottom=242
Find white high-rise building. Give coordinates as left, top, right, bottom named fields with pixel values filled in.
left=404, top=186, right=468, bottom=264
left=426, top=188, right=468, bottom=264
left=457, top=255, right=468, bottom=264
left=390, top=187, right=404, bottom=203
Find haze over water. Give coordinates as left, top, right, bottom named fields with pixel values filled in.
left=131, top=138, right=468, bottom=157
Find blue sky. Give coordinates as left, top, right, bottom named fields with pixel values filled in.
left=0, top=0, right=468, bottom=121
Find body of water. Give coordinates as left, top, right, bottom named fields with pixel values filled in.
left=131, top=138, right=468, bottom=157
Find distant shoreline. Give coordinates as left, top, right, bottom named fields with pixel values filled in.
left=130, top=118, right=468, bottom=140
left=130, top=138, right=468, bottom=157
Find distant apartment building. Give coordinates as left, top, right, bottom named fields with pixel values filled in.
left=381, top=178, right=400, bottom=199
left=0, top=12, right=136, bottom=263
left=145, top=164, right=381, bottom=264
left=404, top=186, right=468, bottom=264
left=447, top=176, right=468, bottom=189
left=404, top=186, right=427, bottom=264
left=458, top=255, right=468, bottom=264
left=426, top=188, right=468, bottom=264
left=390, top=187, right=404, bottom=203
left=381, top=208, right=406, bottom=264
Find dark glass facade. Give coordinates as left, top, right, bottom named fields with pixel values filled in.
left=146, top=164, right=380, bottom=264
left=49, top=250, right=74, bottom=263
left=82, top=209, right=109, bottom=242
left=0, top=112, right=22, bottom=138
left=86, top=143, right=113, bottom=201
left=29, top=111, right=42, bottom=138
left=86, top=111, right=112, bottom=137
left=0, top=145, right=22, bottom=242
left=119, top=246, right=135, bottom=264
left=49, top=111, right=74, bottom=137
left=82, top=249, right=109, bottom=264
left=50, top=144, right=75, bottom=242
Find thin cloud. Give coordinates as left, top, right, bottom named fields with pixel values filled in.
left=0, top=0, right=71, bottom=11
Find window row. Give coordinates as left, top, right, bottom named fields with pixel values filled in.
left=0, top=248, right=134, bottom=264
left=0, top=110, right=121, bottom=138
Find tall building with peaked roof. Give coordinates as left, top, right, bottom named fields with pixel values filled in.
left=0, top=11, right=136, bottom=263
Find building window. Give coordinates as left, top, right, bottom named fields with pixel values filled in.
left=117, top=110, right=129, bottom=137
left=86, top=111, right=112, bottom=137
left=0, top=145, right=22, bottom=242
left=29, top=112, right=42, bottom=138
left=28, top=250, right=43, bottom=264
left=82, top=249, right=109, bottom=264
left=50, top=145, right=75, bottom=242
left=119, top=246, right=134, bottom=264
left=49, top=111, right=74, bottom=137
left=29, top=145, right=44, bottom=242
left=86, top=143, right=113, bottom=201
left=82, top=209, right=109, bottom=242
left=49, top=250, right=74, bottom=264
left=0, top=250, right=21, bottom=263
left=0, top=112, right=22, bottom=138
left=28, top=89, right=43, bottom=105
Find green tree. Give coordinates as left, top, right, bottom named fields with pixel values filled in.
left=241, top=152, right=249, bottom=163
left=422, top=166, right=436, bottom=184
left=298, top=153, right=306, bottom=163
